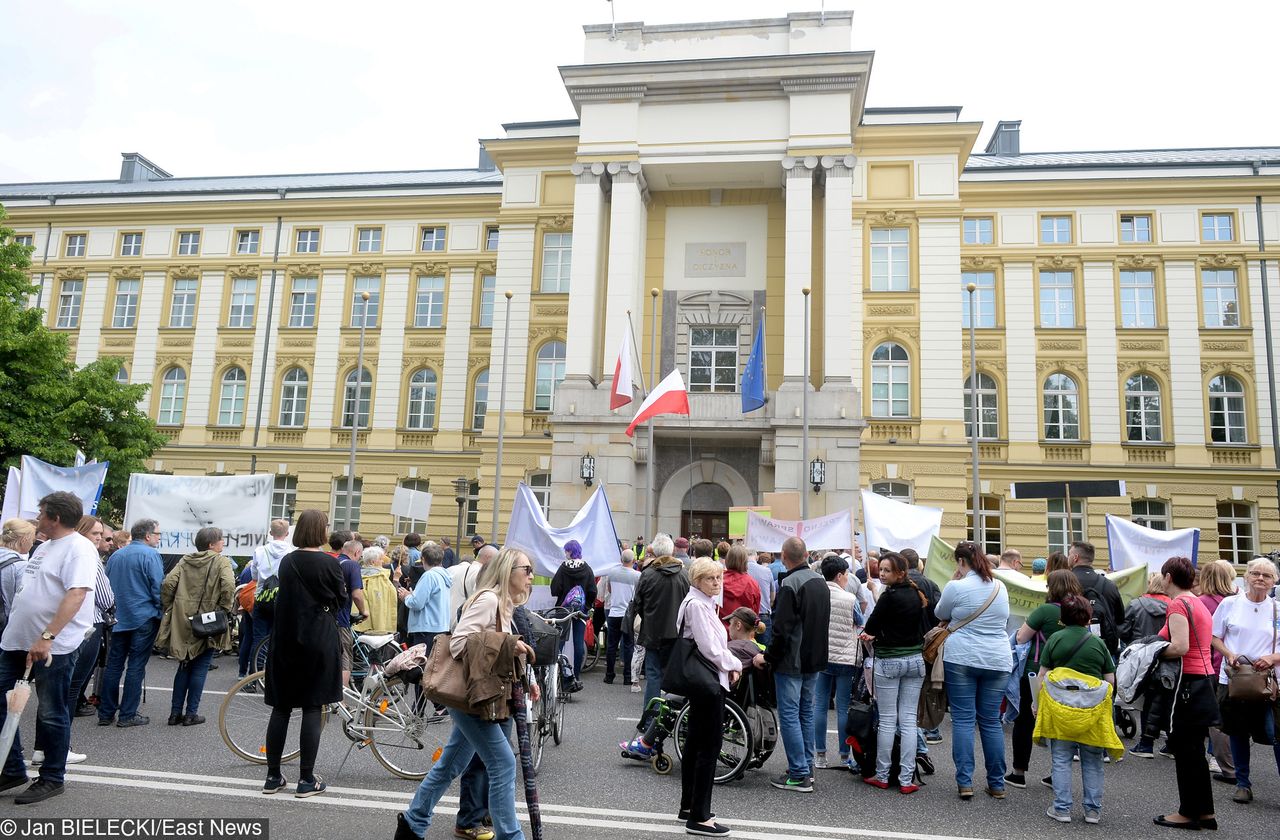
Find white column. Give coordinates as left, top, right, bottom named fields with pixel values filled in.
left=308, top=268, right=346, bottom=428
left=564, top=164, right=608, bottom=380
left=488, top=223, right=535, bottom=415
left=1004, top=262, right=1038, bottom=442
left=822, top=155, right=856, bottom=384
left=439, top=265, right=476, bottom=431
left=373, top=268, right=409, bottom=430
left=602, top=162, right=647, bottom=382
left=74, top=272, right=108, bottom=368
left=918, top=218, right=964, bottom=421
left=1247, top=259, right=1280, bottom=452
left=130, top=271, right=165, bottom=389
left=1165, top=261, right=1204, bottom=445
left=783, top=157, right=816, bottom=380
left=1083, top=261, right=1121, bottom=444
left=183, top=270, right=225, bottom=426
left=850, top=216, right=864, bottom=385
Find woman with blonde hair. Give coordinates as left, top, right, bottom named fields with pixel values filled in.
left=0, top=519, right=35, bottom=626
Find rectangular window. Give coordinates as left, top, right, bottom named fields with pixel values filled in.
left=967, top=496, right=1003, bottom=557
left=14, top=234, right=33, bottom=249
left=56, top=280, right=83, bottom=328
left=228, top=277, right=257, bottom=327
left=689, top=327, right=739, bottom=393
left=465, top=480, right=480, bottom=537
left=112, top=279, right=140, bottom=328
left=471, top=373, right=488, bottom=431
left=295, top=228, right=320, bottom=254
left=1202, top=269, right=1240, bottom=327
left=177, top=231, right=201, bottom=256
left=1119, top=270, right=1157, bottom=328
left=356, top=227, right=382, bottom=253
left=962, top=217, right=994, bottom=245
left=477, top=275, right=495, bottom=328
left=960, top=271, right=997, bottom=328
left=271, top=476, right=297, bottom=521
left=65, top=234, right=86, bottom=257
left=120, top=232, right=143, bottom=257
left=1047, top=498, right=1085, bottom=553
left=350, top=277, right=380, bottom=327
left=1202, top=213, right=1234, bottom=242
left=1132, top=499, right=1171, bottom=531
left=528, top=474, right=552, bottom=519
left=420, top=226, right=446, bottom=252
left=169, top=278, right=198, bottom=328
left=1217, top=501, right=1254, bottom=565
left=1040, top=216, right=1072, bottom=244
left=540, top=232, right=572, bottom=293
left=485, top=226, right=499, bottom=250
left=332, top=477, right=363, bottom=531
left=414, top=276, right=446, bottom=328
left=1120, top=214, right=1152, bottom=243
left=870, top=227, right=910, bottom=291
left=235, top=230, right=260, bottom=255
left=1039, top=271, right=1076, bottom=328
left=288, top=277, right=318, bottom=328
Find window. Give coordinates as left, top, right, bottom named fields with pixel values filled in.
left=963, top=373, right=999, bottom=440
left=963, top=217, right=994, bottom=245
left=14, top=234, right=33, bottom=249
left=1040, top=215, right=1072, bottom=244
left=1047, top=499, right=1085, bottom=553
left=1124, top=374, right=1163, bottom=442
left=406, top=369, right=438, bottom=429
left=271, top=476, right=297, bottom=521
left=55, top=279, right=83, bottom=328
left=870, top=227, right=910, bottom=291
left=169, top=278, right=197, bottom=328
left=1202, top=269, right=1240, bottom=328
left=228, top=277, right=257, bottom=327
left=967, top=495, right=1003, bottom=556
left=295, top=228, right=320, bottom=254
left=235, top=230, right=260, bottom=255
left=1039, top=271, right=1076, bottom=328
left=115, top=365, right=129, bottom=385
left=689, top=326, right=738, bottom=393
left=413, top=276, right=445, bottom=328
left=1202, top=213, right=1234, bottom=242
left=350, top=276, right=380, bottom=327
left=870, top=342, right=910, bottom=417
left=477, top=275, right=495, bottom=328
left=333, top=477, right=363, bottom=530
left=485, top=226, right=499, bottom=250
left=1119, top=270, right=1157, bottom=328
left=870, top=480, right=912, bottom=503
left=533, top=341, right=566, bottom=412
left=394, top=478, right=431, bottom=534
left=1217, top=501, right=1254, bottom=565
left=342, top=368, right=372, bottom=429
left=1132, top=499, right=1171, bottom=531
left=218, top=367, right=247, bottom=426
left=420, top=226, right=446, bottom=252
left=961, top=271, right=996, bottom=328
left=65, top=234, right=86, bottom=257
left=465, top=479, right=480, bottom=537
left=120, top=232, right=143, bottom=257
left=1208, top=374, right=1247, bottom=444
left=158, top=367, right=187, bottom=425
left=528, top=473, right=552, bottom=518
left=112, top=279, right=140, bottom=328
left=288, top=277, right=318, bottom=328
left=540, top=232, right=572, bottom=293
left=177, top=231, right=201, bottom=256
left=1043, top=373, right=1080, bottom=441
left=471, top=369, right=489, bottom=430
left=1120, top=214, right=1152, bottom=243
left=278, top=368, right=309, bottom=427
left=356, top=227, right=382, bottom=253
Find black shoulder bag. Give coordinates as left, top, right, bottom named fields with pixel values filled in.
left=661, top=612, right=721, bottom=701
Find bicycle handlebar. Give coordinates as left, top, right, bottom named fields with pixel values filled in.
left=535, top=608, right=588, bottom=625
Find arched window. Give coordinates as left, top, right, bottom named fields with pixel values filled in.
left=115, top=365, right=129, bottom=385
left=1124, top=374, right=1163, bottom=442
left=406, top=368, right=438, bottom=430
left=278, top=368, right=309, bottom=427
left=533, top=341, right=566, bottom=412
left=158, top=367, right=187, bottom=426
left=870, top=342, right=910, bottom=417
left=471, top=369, right=489, bottom=431
left=342, top=368, right=372, bottom=429
left=1042, top=373, right=1080, bottom=441
left=963, top=372, right=999, bottom=440
left=217, top=367, right=247, bottom=426
left=1208, top=374, right=1246, bottom=444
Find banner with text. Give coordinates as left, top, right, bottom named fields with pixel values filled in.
left=1105, top=515, right=1201, bottom=572
left=123, top=473, right=273, bottom=557
left=744, top=509, right=853, bottom=552
left=860, top=490, right=943, bottom=557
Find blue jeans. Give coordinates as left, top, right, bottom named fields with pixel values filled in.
left=944, top=661, right=1007, bottom=790
left=568, top=618, right=586, bottom=679
left=1229, top=703, right=1280, bottom=790
left=250, top=611, right=273, bottom=667
left=813, top=663, right=858, bottom=759
left=776, top=671, right=818, bottom=780
left=456, top=753, right=488, bottom=829
left=1050, top=740, right=1104, bottom=815
left=874, top=654, right=926, bottom=786
left=758, top=613, right=773, bottom=646
left=237, top=613, right=254, bottom=677
left=68, top=625, right=103, bottom=705
left=642, top=639, right=674, bottom=710
left=171, top=649, right=214, bottom=715
left=0, top=649, right=76, bottom=785
left=404, top=712, right=523, bottom=840
left=98, top=618, right=159, bottom=722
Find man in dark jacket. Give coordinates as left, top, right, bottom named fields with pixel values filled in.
left=754, top=536, right=829, bottom=793
left=626, top=534, right=689, bottom=710
left=1069, top=541, right=1123, bottom=657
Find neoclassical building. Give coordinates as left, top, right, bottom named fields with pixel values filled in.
left=3, top=11, right=1278, bottom=565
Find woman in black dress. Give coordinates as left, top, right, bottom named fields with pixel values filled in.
left=262, top=509, right=344, bottom=797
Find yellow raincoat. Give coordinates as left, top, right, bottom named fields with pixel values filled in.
left=1031, top=667, right=1125, bottom=760
left=354, top=567, right=398, bottom=634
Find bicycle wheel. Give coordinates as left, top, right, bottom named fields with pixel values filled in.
left=673, top=697, right=751, bottom=784
left=253, top=636, right=269, bottom=672
left=364, top=678, right=452, bottom=780
left=547, top=667, right=564, bottom=746
left=530, top=687, right=546, bottom=772
left=219, top=670, right=327, bottom=764
left=583, top=629, right=603, bottom=672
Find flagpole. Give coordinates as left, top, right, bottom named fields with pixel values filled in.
left=646, top=287, right=659, bottom=541
left=801, top=287, right=810, bottom=519
left=492, top=290, right=513, bottom=544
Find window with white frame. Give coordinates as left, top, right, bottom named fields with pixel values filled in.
left=485, top=226, right=499, bottom=250
left=235, top=230, right=260, bottom=255
left=963, top=372, right=999, bottom=440
left=271, top=475, right=297, bottom=521
left=158, top=367, right=187, bottom=425
left=471, top=369, right=488, bottom=430
left=295, top=228, right=320, bottom=254
left=1119, top=270, right=1157, bottom=328
left=533, top=341, right=566, bottom=412
left=1120, top=214, right=1152, bottom=243
left=528, top=473, right=552, bottom=518
left=120, top=232, right=143, bottom=257
left=1043, top=373, right=1080, bottom=440
left=1202, top=269, right=1240, bottom=328
left=394, top=478, right=431, bottom=534
left=967, top=495, right=1003, bottom=556
left=112, top=279, right=140, bottom=328
left=1039, top=271, right=1076, bottom=327
left=169, top=278, right=197, bottom=328
left=1202, top=213, right=1234, bottom=242
left=414, top=276, right=445, bottom=328
left=406, top=369, right=438, bottom=429
left=278, top=368, right=309, bottom=427
left=963, top=217, right=994, bottom=245
left=477, top=275, right=495, bottom=328
left=1208, top=374, right=1247, bottom=444
left=14, top=234, right=33, bottom=250
left=689, top=326, right=738, bottom=393
left=288, top=277, right=318, bottom=328
left=350, top=276, right=380, bottom=327
left=115, top=365, right=129, bottom=385
left=870, top=227, right=910, bottom=291
left=177, top=231, right=201, bottom=256
left=540, top=232, right=572, bottom=293
left=342, top=368, right=373, bottom=429
left=465, top=480, right=480, bottom=537
left=1040, top=215, right=1072, bottom=244
left=65, top=234, right=86, bottom=257
left=1132, top=499, right=1171, bottom=531
left=1217, top=501, right=1254, bottom=565
left=1047, top=498, right=1085, bottom=553
left=961, top=271, right=996, bottom=328
left=870, top=342, right=910, bottom=417
left=356, top=227, right=382, bottom=253
left=333, top=477, right=363, bottom=530
left=1124, top=374, right=1163, bottom=442
left=56, top=280, right=83, bottom=328
left=420, top=226, right=446, bottom=252
left=228, top=277, right=257, bottom=327
left=870, top=480, right=912, bottom=503
left=218, top=367, right=247, bottom=426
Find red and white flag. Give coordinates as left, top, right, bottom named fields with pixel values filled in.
left=610, top=321, right=635, bottom=410
left=625, top=368, right=690, bottom=437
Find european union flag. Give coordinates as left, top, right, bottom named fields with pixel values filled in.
left=740, top=323, right=766, bottom=413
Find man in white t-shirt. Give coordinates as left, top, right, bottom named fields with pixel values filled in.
left=0, top=491, right=97, bottom=805
left=449, top=544, right=496, bottom=630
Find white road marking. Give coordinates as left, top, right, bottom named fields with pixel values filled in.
left=617, top=716, right=841, bottom=735
left=145, top=684, right=230, bottom=697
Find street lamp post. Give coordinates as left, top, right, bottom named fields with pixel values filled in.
left=453, top=476, right=469, bottom=557
left=645, top=288, right=658, bottom=541
left=967, top=281, right=983, bottom=552
left=492, top=290, right=513, bottom=544
left=345, top=290, right=370, bottom=532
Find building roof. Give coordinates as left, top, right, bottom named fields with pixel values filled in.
left=965, top=146, right=1280, bottom=171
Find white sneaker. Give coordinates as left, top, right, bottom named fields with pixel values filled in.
left=1208, top=756, right=1222, bottom=774
left=630, top=683, right=642, bottom=693
left=814, top=753, right=828, bottom=770
left=31, top=749, right=86, bottom=765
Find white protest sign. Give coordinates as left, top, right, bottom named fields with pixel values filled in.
left=124, top=473, right=273, bottom=557
left=391, top=487, right=432, bottom=522
left=1105, top=514, right=1201, bottom=572
left=17, top=455, right=109, bottom=519
left=859, top=489, right=944, bottom=557
left=744, top=509, right=853, bottom=552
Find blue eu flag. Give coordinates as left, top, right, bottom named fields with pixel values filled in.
left=740, top=324, right=766, bottom=413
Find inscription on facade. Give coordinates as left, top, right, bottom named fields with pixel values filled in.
left=684, top=242, right=745, bottom=278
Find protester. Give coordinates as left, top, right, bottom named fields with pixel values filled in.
left=604, top=549, right=639, bottom=686
left=336, top=539, right=368, bottom=687
left=673, top=537, right=692, bottom=568
left=550, top=540, right=596, bottom=692
left=718, top=545, right=761, bottom=626
left=404, top=533, right=424, bottom=570
left=0, top=519, right=35, bottom=627
left=1046, top=551, right=1070, bottom=575
left=628, top=534, right=690, bottom=710
left=726, top=607, right=764, bottom=668
left=234, top=561, right=256, bottom=680
left=814, top=554, right=863, bottom=772
left=1121, top=570, right=1176, bottom=758
left=440, top=537, right=456, bottom=569
left=67, top=516, right=114, bottom=721
left=746, top=551, right=777, bottom=644
left=354, top=546, right=397, bottom=635
left=1198, top=559, right=1239, bottom=781
left=1030, top=558, right=1048, bottom=583
left=399, top=542, right=451, bottom=651
left=691, top=539, right=715, bottom=563
left=247, top=519, right=292, bottom=667
left=99, top=518, right=164, bottom=728
left=1069, top=541, right=1123, bottom=659
left=263, top=510, right=344, bottom=798
left=450, top=545, right=496, bottom=629
left=935, top=541, right=1012, bottom=800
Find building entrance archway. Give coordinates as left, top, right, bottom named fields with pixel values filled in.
left=656, top=459, right=753, bottom=538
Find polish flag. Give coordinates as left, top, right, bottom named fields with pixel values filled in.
left=610, top=321, right=635, bottom=410
left=625, top=368, right=690, bottom=437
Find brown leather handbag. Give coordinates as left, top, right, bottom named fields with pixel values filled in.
left=421, top=633, right=470, bottom=711
left=1226, top=601, right=1278, bottom=702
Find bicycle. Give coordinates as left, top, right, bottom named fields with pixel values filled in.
left=526, top=607, right=585, bottom=771
left=247, top=617, right=378, bottom=688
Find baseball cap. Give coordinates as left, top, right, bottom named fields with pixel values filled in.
left=727, top=607, right=759, bottom=629
left=470, top=535, right=484, bottom=545
left=1032, top=557, right=1047, bottom=574
left=674, top=537, right=690, bottom=550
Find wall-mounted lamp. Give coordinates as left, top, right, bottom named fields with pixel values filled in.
left=580, top=453, right=596, bottom=486
left=810, top=457, right=826, bottom=494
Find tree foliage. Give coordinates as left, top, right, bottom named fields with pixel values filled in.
left=0, top=207, right=166, bottom=520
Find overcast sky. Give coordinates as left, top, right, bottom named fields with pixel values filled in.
left=2, top=0, right=1277, bottom=184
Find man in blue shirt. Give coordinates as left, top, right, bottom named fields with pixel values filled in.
left=337, top=540, right=368, bottom=687
left=99, top=519, right=164, bottom=727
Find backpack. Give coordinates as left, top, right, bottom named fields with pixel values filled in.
left=253, top=574, right=280, bottom=619
left=1077, top=569, right=1119, bottom=655
left=560, top=584, right=586, bottom=614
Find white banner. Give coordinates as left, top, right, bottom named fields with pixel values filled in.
left=123, top=473, right=273, bottom=557
left=17, top=455, right=109, bottom=519
left=859, top=489, right=944, bottom=557
left=1, top=466, right=20, bottom=523
left=744, top=509, right=853, bottom=552
left=504, top=483, right=622, bottom=583
left=1105, top=514, right=1201, bottom=572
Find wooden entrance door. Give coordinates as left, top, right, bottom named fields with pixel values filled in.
left=681, top=510, right=729, bottom=542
